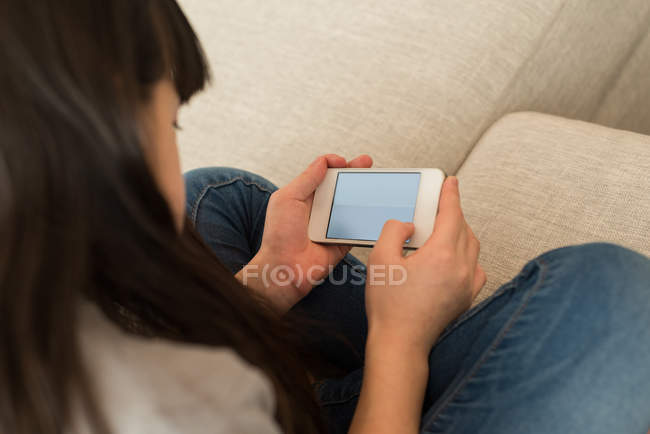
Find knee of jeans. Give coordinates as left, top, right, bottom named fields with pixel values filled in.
left=537, top=242, right=650, bottom=317
left=538, top=242, right=647, bottom=272
left=184, top=167, right=277, bottom=204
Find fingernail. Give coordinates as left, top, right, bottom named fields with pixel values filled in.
left=448, top=176, right=458, bottom=187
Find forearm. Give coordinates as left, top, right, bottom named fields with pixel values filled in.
left=349, top=330, right=430, bottom=434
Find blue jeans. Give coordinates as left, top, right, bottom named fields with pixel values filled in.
left=185, top=167, right=650, bottom=434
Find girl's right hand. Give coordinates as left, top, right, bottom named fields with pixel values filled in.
left=365, top=176, right=486, bottom=356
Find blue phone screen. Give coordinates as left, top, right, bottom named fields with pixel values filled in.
left=326, top=172, right=421, bottom=241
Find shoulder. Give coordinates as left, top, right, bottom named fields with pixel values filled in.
left=76, top=303, right=282, bottom=434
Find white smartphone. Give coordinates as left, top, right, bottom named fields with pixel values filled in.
left=308, top=168, right=446, bottom=249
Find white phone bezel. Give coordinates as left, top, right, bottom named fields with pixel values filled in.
left=308, top=168, right=446, bottom=249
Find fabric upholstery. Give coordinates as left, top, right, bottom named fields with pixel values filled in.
left=595, top=29, right=650, bottom=136
left=174, top=0, right=650, bottom=305
left=177, top=0, right=650, bottom=187
left=457, top=112, right=650, bottom=303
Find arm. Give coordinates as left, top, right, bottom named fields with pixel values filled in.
left=349, top=332, right=431, bottom=434
left=350, top=177, right=486, bottom=434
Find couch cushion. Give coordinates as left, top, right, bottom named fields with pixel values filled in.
left=595, top=29, right=650, bottom=136
left=458, top=112, right=650, bottom=303
left=177, top=0, right=650, bottom=187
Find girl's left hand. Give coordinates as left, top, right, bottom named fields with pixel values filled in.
left=236, top=153, right=372, bottom=313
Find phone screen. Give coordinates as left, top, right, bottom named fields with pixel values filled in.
left=326, top=172, right=421, bottom=241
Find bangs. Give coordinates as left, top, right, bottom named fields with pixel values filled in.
left=148, top=0, right=210, bottom=103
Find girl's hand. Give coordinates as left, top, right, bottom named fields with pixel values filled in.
left=350, top=176, right=486, bottom=434
left=237, top=154, right=372, bottom=313
left=365, top=176, right=486, bottom=356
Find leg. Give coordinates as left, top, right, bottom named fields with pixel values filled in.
left=421, top=243, right=650, bottom=433
left=184, top=167, right=368, bottom=372
left=317, top=243, right=650, bottom=434
left=185, top=167, right=273, bottom=271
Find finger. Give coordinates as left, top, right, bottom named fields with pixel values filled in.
left=471, top=264, right=487, bottom=298
left=324, top=244, right=352, bottom=269
left=283, top=156, right=332, bottom=200
left=416, top=176, right=465, bottom=254
left=347, top=154, right=373, bottom=168
left=332, top=244, right=353, bottom=262
left=430, top=176, right=464, bottom=244
left=465, top=222, right=480, bottom=265
left=323, top=154, right=347, bottom=168
left=373, top=220, right=415, bottom=260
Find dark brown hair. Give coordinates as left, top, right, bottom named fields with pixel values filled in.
left=0, top=1, right=322, bottom=432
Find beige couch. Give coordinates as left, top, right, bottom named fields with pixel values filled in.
left=177, top=0, right=650, bottom=302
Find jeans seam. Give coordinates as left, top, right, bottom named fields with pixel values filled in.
left=421, top=257, right=550, bottom=430
left=319, top=388, right=362, bottom=407
left=435, top=281, right=516, bottom=344
left=320, top=394, right=361, bottom=407
left=190, top=177, right=275, bottom=225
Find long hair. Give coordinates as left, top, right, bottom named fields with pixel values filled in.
left=0, top=1, right=323, bottom=432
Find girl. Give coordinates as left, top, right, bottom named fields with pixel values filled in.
left=1, top=1, right=648, bottom=433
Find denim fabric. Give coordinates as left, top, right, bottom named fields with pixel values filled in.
left=185, top=167, right=650, bottom=434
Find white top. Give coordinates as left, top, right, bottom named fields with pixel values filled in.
left=75, top=304, right=282, bottom=434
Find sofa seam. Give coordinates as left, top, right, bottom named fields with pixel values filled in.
left=588, top=6, right=650, bottom=121
left=453, top=1, right=569, bottom=174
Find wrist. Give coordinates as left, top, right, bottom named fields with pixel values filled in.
left=365, top=337, right=429, bottom=379
left=235, top=252, right=302, bottom=313
left=366, top=323, right=442, bottom=363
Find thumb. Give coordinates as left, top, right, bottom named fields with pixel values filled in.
left=284, top=155, right=346, bottom=201
left=373, top=220, right=415, bottom=260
